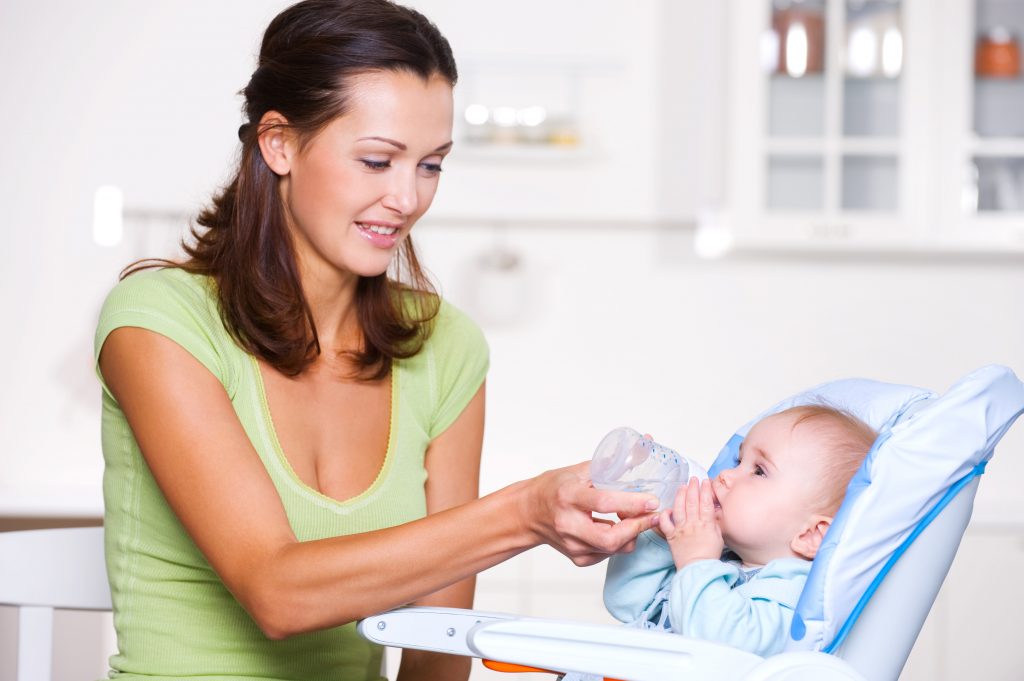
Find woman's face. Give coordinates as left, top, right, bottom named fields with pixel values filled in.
left=277, top=70, right=454, bottom=284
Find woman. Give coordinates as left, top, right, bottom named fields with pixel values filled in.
left=94, top=1, right=657, bottom=679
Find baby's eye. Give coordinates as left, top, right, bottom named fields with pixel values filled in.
left=361, top=159, right=390, bottom=170
left=754, top=465, right=766, bottom=477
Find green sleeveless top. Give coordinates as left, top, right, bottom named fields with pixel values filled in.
left=94, top=268, right=488, bottom=681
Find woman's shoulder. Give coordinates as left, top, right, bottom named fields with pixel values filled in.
left=416, top=296, right=489, bottom=367
left=431, top=297, right=484, bottom=341
left=400, top=295, right=489, bottom=437
left=103, top=266, right=213, bottom=306
left=96, top=266, right=242, bottom=389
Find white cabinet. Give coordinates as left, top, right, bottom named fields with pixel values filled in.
left=938, top=0, right=1024, bottom=251
left=724, top=0, right=1024, bottom=253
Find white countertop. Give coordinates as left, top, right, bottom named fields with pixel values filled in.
left=0, top=483, right=103, bottom=518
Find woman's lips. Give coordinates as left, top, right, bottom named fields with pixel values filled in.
left=356, top=221, right=402, bottom=248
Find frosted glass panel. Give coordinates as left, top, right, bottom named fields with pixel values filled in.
left=769, top=75, right=826, bottom=136
left=843, top=1, right=903, bottom=137
left=767, top=155, right=824, bottom=211
left=844, top=78, right=900, bottom=136
left=842, top=155, right=899, bottom=210
left=974, top=80, right=1024, bottom=137
left=767, top=0, right=827, bottom=137
left=974, top=157, right=1024, bottom=212
left=974, top=0, right=1024, bottom=137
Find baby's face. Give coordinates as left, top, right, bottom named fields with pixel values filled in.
left=710, top=411, right=827, bottom=565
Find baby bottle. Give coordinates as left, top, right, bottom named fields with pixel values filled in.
left=590, top=427, right=708, bottom=511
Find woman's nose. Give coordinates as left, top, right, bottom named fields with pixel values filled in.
left=383, top=171, right=419, bottom=216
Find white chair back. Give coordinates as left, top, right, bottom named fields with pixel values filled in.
left=832, top=476, right=978, bottom=680
left=0, top=527, right=111, bottom=681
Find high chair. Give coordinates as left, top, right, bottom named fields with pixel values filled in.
left=359, top=365, right=1024, bottom=681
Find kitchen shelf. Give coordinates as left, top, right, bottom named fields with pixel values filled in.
left=764, top=138, right=902, bottom=155
left=970, top=138, right=1024, bottom=156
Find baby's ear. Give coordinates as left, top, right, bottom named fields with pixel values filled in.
left=790, top=515, right=833, bottom=560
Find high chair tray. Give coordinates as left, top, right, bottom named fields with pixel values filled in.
left=358, top=606, right=867, bottom=681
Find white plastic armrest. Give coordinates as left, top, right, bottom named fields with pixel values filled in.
left=742, top=652, right=868, bottom=681
left=359, top=607, right=766, bottom=681
left=358, top=607, right=514, bottom=657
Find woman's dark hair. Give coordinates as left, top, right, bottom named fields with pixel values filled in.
left=125, top=0, right=457, bottom=379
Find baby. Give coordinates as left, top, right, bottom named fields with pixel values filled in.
left=603, top=405, right=877, bottom=657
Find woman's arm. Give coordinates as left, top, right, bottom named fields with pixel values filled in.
left=395, top=382, right=485, bottom=681
left=100, top=327, right=656, bottom=640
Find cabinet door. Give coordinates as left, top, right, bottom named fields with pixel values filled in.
left=938, top=0, right=1024, bottom=250
left=729, top=0, right=933, bottom=248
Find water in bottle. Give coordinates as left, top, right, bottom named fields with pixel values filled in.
left=590, top=426, right=708, bottom=511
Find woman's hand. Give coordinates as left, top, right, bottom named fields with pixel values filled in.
left=660, top=477, right=724, bottom=569
left=522, top=461, right=660, bottom=566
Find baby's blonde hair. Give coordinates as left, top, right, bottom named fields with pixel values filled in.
left=781, top=404, right=878, bottom=516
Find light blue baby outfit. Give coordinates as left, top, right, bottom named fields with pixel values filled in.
left=604, top=530, right=811, bottom=657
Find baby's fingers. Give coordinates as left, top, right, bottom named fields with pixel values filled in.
left=683, top=477, right=701, bottom=522
left=658, top=508, right=676, bottom=538
left=699, top=479, right=715, bottom=518
left=671, top=481, right=689, bottom=528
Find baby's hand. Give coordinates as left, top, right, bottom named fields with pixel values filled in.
left=659, top=477, right=724, bottom=569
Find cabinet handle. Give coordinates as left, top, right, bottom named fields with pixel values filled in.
left=809, top=223, right=851, bottom=239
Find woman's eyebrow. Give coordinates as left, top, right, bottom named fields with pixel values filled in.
left=359, top=136, right=407, bottom=150
left=357, top=136, right=454, bottom=153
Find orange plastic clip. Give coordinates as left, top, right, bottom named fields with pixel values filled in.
left=483, top=659, right=556, bottom=674
left=482, top=659, right=625, bottom=681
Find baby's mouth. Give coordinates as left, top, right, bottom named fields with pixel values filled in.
left=710, top=483, right=722, bottom=510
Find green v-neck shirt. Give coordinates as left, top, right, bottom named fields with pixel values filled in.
left=94, top=268, right=488, bottom=680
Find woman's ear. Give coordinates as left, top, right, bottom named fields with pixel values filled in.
left=256, top=111, right=294, bottom=176
left=790, top=515, right=833, bottom=560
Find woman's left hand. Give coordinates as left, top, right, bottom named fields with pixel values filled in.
left=522, top=461, right=660, bottom=566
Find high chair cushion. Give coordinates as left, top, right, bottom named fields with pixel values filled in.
left=706, top=364, right=1024, bottom=653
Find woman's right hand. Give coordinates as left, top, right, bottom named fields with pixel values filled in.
left=520, top=461, right=660, bottom=566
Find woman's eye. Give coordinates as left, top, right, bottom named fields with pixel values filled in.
left=419, top=162, right=444, bottom=175
left=361, top=159, right=390, bottom=170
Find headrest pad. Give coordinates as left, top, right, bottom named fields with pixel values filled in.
left=707, top=365, right=1024, bottom=651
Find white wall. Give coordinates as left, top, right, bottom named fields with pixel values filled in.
left=0, top=0, right=291, bottom=501
left=0, top=0, right=667, bottom=504
left=413, top=223, right=1024, bottom=520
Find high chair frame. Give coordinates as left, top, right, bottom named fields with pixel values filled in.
left=361, top=363, right=1024, bottom=680
left=358, top=477, right=977, bottom=681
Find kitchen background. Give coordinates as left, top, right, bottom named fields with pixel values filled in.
left=1, top=0, right=1023, bottom=679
